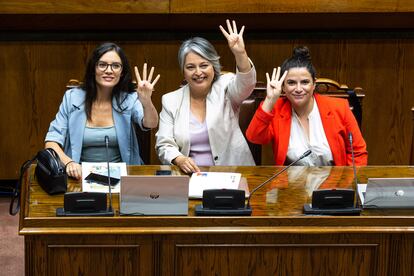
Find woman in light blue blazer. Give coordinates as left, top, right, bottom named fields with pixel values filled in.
left=45, top=42, right=160, bottom=179
left=156, top=20, right=256, bottom=173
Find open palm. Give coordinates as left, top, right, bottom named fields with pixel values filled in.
left=134, top=63, right=160, bottom=101
left=219, top=19, right=246, bottom=55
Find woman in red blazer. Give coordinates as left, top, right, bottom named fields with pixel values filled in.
left=246, top=46, right=367, bottom=166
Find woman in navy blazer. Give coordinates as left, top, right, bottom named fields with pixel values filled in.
left=45, top=42, right=160, bottom=179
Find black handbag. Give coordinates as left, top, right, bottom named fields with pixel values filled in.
left=9, top=148, right=67, bottom=215
left=35, top=148, right=68, bottom=195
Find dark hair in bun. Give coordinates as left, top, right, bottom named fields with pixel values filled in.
left=280, top=46, right=316, bottom=80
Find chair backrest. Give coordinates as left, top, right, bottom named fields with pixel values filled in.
left=65, top=79, right=151, bottom=164
left=314, top=78, right=365, bottom=128
left=239, top=78, right=365, bottom=165
left=239, top=84, right=266, bottom=165
left=411, top=107, right=414, bottom=165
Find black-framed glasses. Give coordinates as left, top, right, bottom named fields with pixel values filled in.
left=96, top=61, right=123, bottom=72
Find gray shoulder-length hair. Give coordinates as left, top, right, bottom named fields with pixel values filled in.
left=178, top=37, right=221, bottom=82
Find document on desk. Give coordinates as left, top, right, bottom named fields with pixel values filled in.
left=189, top=172, right=242, bottom=199
left=81, top=162, right=127, bottom=193
left=357, top=183, right=367, bottom=205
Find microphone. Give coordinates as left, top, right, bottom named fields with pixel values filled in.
left=246, top=149, right=312, bottom=208
left=349, top=132, right=358, bottom=188
left=303, top=133, right=361, bottom=215
left=194, top=150, right=312, bottom=216
left=349, top=132, right=362, bottom=209
left=105, top=135, right=114, bottom=214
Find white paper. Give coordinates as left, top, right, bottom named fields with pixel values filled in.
left=357, top=183, right=367, bottom=205
left=188, top=172, right=241, bottom=198
left=81, top=162, right=127, bottom=193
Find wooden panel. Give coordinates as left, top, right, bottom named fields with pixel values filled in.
left=48, top=246, right=140, bottom=275
left=26, top=235, right=153, bottom=276
left=174, top=243, right=377, bottom=275
left=0, top=0, right=169, bottom=14
left=394, top=234, right=414, bottom=275
left=1, top=13, right=414, bottom=31
left=2, top=34, right=414, bottom=178
left=171, top=0, right=414, bottom=13
left=163, top=233, right=384, bottom=276
left=2, top=0, right=413, bottom=14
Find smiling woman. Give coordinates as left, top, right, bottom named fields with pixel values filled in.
left=155, top=19, right=257, bottom=173
left=246, top=46, right=368, bottom=166
left=44, top=42, right=160, bottom=180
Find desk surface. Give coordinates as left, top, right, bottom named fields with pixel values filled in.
left=19, top=165, right=414, bottom=276
left=19, top=165, right=414, bottom=234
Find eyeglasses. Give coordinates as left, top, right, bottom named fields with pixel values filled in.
left=96, top=61, right=123, bottom=72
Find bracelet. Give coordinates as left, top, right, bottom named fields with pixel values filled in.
left=65, top=161, right=75, bottom=168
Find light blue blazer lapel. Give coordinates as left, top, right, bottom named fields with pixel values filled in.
left=68, top=97, right=86, bottom=163
left=113, top=97, right=131, bottom=164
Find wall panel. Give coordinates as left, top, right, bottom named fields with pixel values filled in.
left=1, top=0, right=414, bottom=178
left=1, top=34, right=413, bottom=178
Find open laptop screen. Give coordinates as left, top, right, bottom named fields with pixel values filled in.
left=364, top=178, right=414, bottom=208
left=120, top=175, right=189, bottom=216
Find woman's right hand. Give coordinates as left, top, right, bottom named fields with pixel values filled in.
left=173, top=156, right=200, bottom=174
left=65, top=161, right=82, bottom=180
left=262, top=67, right=288, bottom=112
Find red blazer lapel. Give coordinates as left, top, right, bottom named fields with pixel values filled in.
left=276, top=100, right=292, bottom=165
left=315, top=94, right=344, bottom=165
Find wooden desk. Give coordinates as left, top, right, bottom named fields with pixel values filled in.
left=20, top=166, right=414, bottom=275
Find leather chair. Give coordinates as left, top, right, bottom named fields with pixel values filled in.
left=239, top=83, right=266, bottom=165
left=66, top=79, right=151, bottom=164
left=314, top=78, right=365, bottom=128
left=181, top=75, right=266, bottom=164
left=239, top=78, right=365, bottom=165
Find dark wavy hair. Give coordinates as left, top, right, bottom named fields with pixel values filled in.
left=280, top=46, right=316, bottom=80
left=81, top=42, right=134, bottom=120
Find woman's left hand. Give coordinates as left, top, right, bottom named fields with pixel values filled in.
left=219, top=19, right=246, bottom=55
left=134, top=63, right=160, bottom=103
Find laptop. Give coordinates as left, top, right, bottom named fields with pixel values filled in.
left=120, top=175, right=190, bottom=216
left=363, top=178, right=414, bottom=208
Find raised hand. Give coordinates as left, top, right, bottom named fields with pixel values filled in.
left=134, top=63, right=160, bottom=103
left=262, top=67, right=288, bottom=112
left=219, top=19, right=246, bottom=55
left=266, top=67, right=287, bottom=99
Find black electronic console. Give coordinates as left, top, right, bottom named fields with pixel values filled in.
left=195, top=189, right=252, bottom=216
left=303, top=132, right=361, bottom=216
left=303, top=189, right=361, bottom=215
left=56, top=192, right=114, bottom=216
left=56, top=135, right=115, bottom=217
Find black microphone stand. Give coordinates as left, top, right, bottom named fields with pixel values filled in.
left=194, top=150, right=312, bottom=216
left=105, top=136, right=114, bottom=215
left=349, top=132, right=362, bottom=209
left=247, top=150, right=312, bottom=208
